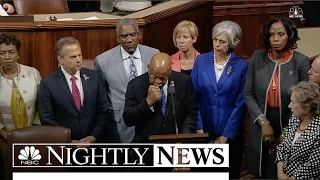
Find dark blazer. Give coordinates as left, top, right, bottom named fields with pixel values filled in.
left=276, top=115, right=320, bottom=179
left=244, top=49, right=310, bottom=177
left=38, top=68, right=111, bottom=142
left=191, top=51, right=248, bottom=140
left=123, top=71, right=198, bottom=143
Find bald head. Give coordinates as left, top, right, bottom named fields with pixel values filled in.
left=309, top=55, right=320, bottom=85
left=148, top=52, right=172, bottom=87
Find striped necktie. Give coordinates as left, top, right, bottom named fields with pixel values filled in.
left=129, top=55, right=137, bottom=81
left=160, top=88, right=166, bottom=116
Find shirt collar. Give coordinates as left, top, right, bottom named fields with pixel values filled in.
left=162, top=80, right=169, bottom=91
left=60, top=66, right=81, bottom=81
left=120, top=45, right=141, bottom=60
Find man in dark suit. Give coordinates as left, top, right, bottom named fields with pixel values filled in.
left=123, top=52, right=197, bottom=143
left=38, top=37, right=111, bottom=146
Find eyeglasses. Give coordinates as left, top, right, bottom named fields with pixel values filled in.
left=118, top=32, right=139, bottom=41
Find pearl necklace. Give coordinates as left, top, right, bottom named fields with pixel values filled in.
left=0, top=63, right=20, bottom=88
left=214, top=53, right=231, bottom=71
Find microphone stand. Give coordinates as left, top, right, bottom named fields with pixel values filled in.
left=168, top=86, right=178, bottom=135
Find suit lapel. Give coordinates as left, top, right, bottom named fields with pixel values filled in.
left=112, top=46, right=129, bottom=87
left=205, top=52, right=218, bottom=92
left=217, top=52, right=236, bottom=91
left=80, top=69, right=89, bottom=115
left=56, top=68, right=78, bottom=111
left=138, top=45, right=148, bottom=73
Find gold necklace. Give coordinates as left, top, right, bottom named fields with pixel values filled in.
left=0, top=64, right=20, bottom=88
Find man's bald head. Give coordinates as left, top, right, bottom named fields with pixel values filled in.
left=309, top=55, right=320, bottom=85
left=148, top=52, right=172, bottom=87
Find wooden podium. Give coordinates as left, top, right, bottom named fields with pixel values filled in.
left=149, top=133, right=210, bottom=172
left=149, top=133, right=209, bottom=143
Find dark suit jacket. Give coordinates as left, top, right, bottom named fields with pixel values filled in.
left=38, top=68, right=111, bottom=142
left=123, top=71, right=198, bottom=143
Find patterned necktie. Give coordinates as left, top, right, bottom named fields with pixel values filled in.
left=70, top=76, right=82, bottom=111
left=161, top=88, right=166, bottom=116
left=129, top=55, right=138, bottom=81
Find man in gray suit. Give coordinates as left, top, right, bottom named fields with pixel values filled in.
left=94, top=18, right=159, bottom=143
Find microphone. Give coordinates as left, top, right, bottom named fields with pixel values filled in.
left=168, top=81, right=178, bottom=135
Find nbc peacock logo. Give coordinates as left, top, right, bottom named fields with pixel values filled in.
left=289, top=6, right=304, bottom=20
left=18, top=146, right=42, bottom=165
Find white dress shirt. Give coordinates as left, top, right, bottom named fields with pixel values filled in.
left=214, top=64, right=224, bottom=82
left=60, top=66, right=84, bottom=105
left=121, top=46, right=143, bottom=78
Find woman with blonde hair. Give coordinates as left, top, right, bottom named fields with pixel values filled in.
left=276, top=81, right=320, bottom=179
left=171, top=20, right=200, bottom=76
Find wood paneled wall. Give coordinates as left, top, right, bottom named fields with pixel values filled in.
left=213, top=0, right=302, bottom=58
left=0, top=1, right=213, bottom=77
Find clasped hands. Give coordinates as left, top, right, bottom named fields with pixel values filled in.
left=71, top=136, right=96, bottom=148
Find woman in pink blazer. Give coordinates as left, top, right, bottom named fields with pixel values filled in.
left=171, top=20, right=200, bottom=76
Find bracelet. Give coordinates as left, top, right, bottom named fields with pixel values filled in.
left=258, top=115, right=269, bottom=126
left=260, top=120, right=270, bottom=126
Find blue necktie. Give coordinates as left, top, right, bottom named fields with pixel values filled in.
left=129, top=55, right=137, bottom=81
left=161, top=88, right=166, bottom=116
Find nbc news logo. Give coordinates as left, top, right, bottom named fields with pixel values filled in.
left=18, top=146, right=42, bottom=165
left=289, top=6, right=304, bottom=21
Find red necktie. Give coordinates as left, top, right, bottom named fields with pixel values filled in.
left=70, top=76, right=82, bottom=111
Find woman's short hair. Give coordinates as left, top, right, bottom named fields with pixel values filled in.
left=172, top=20, right=199, bottom=47
left=0, top=34, right=21, bottom=51
left=212, top=21, right=242, bottom=51
left=263, top=17, right=300, bottom=50
left=289, top=81, right=320, bottom=115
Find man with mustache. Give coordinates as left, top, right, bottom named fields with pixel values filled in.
left=94, top=18, right=159, bottom=143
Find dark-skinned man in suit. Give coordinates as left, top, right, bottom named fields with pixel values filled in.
left=123, top=52, right=198, bottom=171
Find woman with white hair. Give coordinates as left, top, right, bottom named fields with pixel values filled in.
left=276, top=81, right=320, bottom=179
left=191, top=21, right=247, bottom=178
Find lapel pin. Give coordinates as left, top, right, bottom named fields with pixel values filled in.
left=227, top=66, right=233, bottom=75
left=289, top=71, right=293, bottom=75
left=22, top=75, right=25, bottom=78
left=83, top=74, right=89, bottom=81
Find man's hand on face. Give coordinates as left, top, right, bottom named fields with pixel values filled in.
left=146, top=85, right=161, bottom=106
